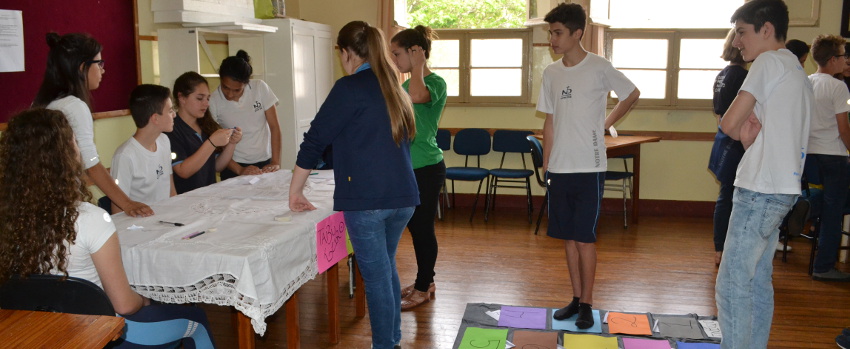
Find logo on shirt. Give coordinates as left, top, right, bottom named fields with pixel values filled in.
left=714, top=75, right=726, bottom=93
left=560, top=86, right=572, bottom=99
left=253, top=101, right=263, bottom=112
left=156, top=165, right=164, bottom=179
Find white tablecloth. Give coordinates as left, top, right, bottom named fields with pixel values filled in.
left=113, top=170, right=335, bottom=335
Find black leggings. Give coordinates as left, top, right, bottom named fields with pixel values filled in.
left=406, top=160, right=446, bottom=292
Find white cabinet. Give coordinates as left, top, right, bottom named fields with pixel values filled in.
left=157, top=19, right=333, bottom=170
left=230, top=19, right=334, bottom=170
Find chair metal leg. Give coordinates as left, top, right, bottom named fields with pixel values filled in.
left=471, top=178, right=485, bottom=222
left=485, top=176, right=497, bottom=221
left=535, top=190, right=548, bottom=235
left=622, top=179, right=628, bottom=228
left=525, top=178, right=533, bottom=224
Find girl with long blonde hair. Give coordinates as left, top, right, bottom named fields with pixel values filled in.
left=288, top=21, right=417, bottom=349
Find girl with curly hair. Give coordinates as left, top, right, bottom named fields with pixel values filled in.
left=0, top=108, right=216, bottom=348
left=32, top=32, right=153, bottom=218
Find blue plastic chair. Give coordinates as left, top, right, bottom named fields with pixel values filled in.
left=444, top=128, right=491, bottom=221
left=527, top=135, right=547, bottom=234
left=0, top=274, right=115, bottom=316
left=486, top=130, right=534, bottom=222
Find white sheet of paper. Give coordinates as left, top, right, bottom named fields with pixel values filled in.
left=0, top=10, right=24, bottom=72
left=699, top=319, right=722, bottom=338
left=485, top=309, right=500, bottom=321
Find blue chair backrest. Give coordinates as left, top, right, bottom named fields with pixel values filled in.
left=0, top=274, right=115, bottom=316
left=493, top=130, right=533, bottom=153
left=453, top=128, right=491, bottom=156
left=436, top=129, right=451, bottom=151
left=526, top=135, right=544, bottom=168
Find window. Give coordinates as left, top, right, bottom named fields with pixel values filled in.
left=606, top=29, right=728, bottom=108
left=398, top=0, right=533, bottom=105
left=432, top=29, right=532, bottom=105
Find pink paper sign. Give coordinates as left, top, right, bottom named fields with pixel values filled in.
left=316, top=212, right=347, bottom=273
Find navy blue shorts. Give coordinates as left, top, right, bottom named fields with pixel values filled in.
left=546, top=172, right=604, bottom=243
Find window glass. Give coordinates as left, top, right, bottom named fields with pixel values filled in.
left=430, top=40, right=460, bottom=68
left=615, top=70, right=666, bottom=99
left=432, top=68, right=460, bottom=97
left=471, top=69, right=522, bottom=96
left=611, top=39, right=668, bottom=69
left=678, top=70, right=718, bottom=99
left=471, top=39, right=522, bottom=67
left=680, top=39, right=727, bottom=69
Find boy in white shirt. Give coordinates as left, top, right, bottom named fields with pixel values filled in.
left=538, top=3, right=639, bottom=329
left=716, top=1, right=813, bottom=347
left=806, top=34, right=850, bottom=282
left=110, top=84, right=177, bottom=212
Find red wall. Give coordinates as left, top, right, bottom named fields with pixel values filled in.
left=0, top=1, right=137, bottom=122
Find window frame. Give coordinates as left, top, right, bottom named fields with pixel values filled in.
left=433, top=28, right=533, bottom=106
left=605, top=28, right=729, bottom=109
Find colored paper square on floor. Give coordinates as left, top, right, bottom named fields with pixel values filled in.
left=497, top=306, right=547, bottom=329
left=676, top=342, right=720, bottom=349
left=622, top=337, right=672, bottom=349
left=458, top=327, right=508, bottom=349
left=606, top=311, right=653, bottom=335
left=654, top=315, right=704, bottom=339
left=511, top=330, right=558, bottom=349
left=562, top=333, right=619, bottom=349
left=551, top=308, right=602, bottom=333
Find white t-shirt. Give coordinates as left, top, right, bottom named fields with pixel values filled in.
left=210, top=79, right=279, bottom=163
left=47, top=96, right=100, bottom=169
left=537, top=53, right=636, bottom=173
left=807, top=72, right=850, bottom=156
left=52, top=202, right=116, bottom=288
left=735, top=49, right=812, bottom=195
left=111, top=134, right=173, bottom=204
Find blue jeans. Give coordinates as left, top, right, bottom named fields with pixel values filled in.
left=810, top=154, right=850, bottom=273
left=345, top=207, right=415, bottom=349
left=715, top=187, right=796, bottom=349
left=714, top=179, right=735, bottom=252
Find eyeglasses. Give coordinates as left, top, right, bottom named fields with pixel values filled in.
left=87, top=59, right=105, bottom=70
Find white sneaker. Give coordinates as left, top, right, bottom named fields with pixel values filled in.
left=776, top=243, right=792, bottom=252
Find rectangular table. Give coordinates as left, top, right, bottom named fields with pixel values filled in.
left=113, top=170, right=337, bottom=348
left=603, top=135, right=661, bottom=224
left=0, top=309, right=124, bottom=348
left=536, top=134, right=660, bottom=224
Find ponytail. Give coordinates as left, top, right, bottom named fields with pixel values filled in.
left=391, top=25, right=438, bottom=59
left=338, top=21, right=415, bottom=145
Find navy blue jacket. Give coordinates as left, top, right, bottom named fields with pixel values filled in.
left=295, top=68, right=420, bottom=211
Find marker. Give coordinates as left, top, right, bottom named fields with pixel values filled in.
left=182, top=231, right=206, bottom=240
left=159, top=221, right=184, bottom=226
left=310, top=172, right=319, bottom=175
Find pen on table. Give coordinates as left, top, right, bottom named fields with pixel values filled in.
left=159, top=221, right=184, bottom=226
left=182, top=231, right=206, bottom=240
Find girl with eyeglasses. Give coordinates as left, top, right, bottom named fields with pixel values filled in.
left=33, top=32, right=154, bottom=218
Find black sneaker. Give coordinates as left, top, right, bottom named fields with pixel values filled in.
left=575, top=303, right=594, bottom=329
left=553, top=299, right=580, bottom=320
left=837, top=334, right=849, bottom=349
left=812, top=268, right=850, bottom=282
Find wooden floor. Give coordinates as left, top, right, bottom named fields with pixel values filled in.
left=201, top=207, right=850, bottom=348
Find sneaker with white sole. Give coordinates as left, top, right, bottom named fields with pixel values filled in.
left=837, top=334, right=849, bottom=349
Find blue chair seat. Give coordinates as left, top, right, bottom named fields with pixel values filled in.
left=446, top=167, right=489, bottom=181
left=489, top=168, right=534, bottom=179
left=604, top=171, right=633, bottom=181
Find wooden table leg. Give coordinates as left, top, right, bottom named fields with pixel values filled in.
left=354, top=258, right=366, bottom=318
left=327, top=263, right=340, bottom=344
left=234, top=310, right=255, bottom=349
left=286, top=291, right=300, bottom=349
left=631, top=145, right=642, bottom=225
